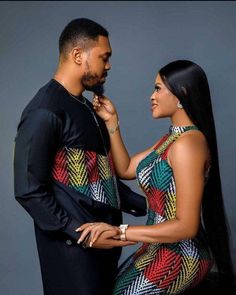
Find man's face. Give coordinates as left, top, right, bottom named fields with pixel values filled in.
left=81, top=35, right=112, bottom=92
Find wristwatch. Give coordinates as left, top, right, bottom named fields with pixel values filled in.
left=119, top=224, right=129, bottom=241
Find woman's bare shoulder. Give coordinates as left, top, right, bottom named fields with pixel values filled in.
left=169, top=130, right=209, bottom=164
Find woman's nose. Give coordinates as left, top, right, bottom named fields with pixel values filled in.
left=150, top=92, right=155, bottom=101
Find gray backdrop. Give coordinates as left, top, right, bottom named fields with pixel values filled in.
left=1, top=1, right=236, bottom=294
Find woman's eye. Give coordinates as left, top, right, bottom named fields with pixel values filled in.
left=155, top=86, right=160, bottom=92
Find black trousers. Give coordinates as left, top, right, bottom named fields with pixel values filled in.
left=35, top=225, right=121, bottom=295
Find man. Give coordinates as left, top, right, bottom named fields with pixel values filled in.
left=13, top=18, right=146, bottom=295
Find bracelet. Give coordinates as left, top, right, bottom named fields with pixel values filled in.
left=119, top=224, right=129, bottom=241
left=108, top=120, right=119, bottom=134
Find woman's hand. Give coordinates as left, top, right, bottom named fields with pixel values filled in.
left=93, top=95, right=118, bottom=123
left=76, top=222, right=120, bottom=247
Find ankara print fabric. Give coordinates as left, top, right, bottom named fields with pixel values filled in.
left=14, top=79, right=148, bottom=295
left=113, top=126, right=213, bottom=295
left=14, top=79, right=121, bottom=240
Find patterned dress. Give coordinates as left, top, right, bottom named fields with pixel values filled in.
left=113, top=125, right=213, bottom=295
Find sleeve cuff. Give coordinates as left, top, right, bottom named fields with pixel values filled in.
left=63, top=218, right=82, bottom=240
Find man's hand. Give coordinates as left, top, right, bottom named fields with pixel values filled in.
left=83, top=230, right=136, bottom=249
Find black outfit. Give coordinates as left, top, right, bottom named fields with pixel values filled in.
left=14, top=79, right=146, bottom=295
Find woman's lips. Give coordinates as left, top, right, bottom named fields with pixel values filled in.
left=151, top=104, right=158, bottom=110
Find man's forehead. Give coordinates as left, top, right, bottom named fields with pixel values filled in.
left=96, top=35, right=112, bottom=53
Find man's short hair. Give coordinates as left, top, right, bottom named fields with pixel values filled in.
left=59, top=18, right=109, bottom=55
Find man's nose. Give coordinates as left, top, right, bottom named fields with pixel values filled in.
left=105, top=61, right=111, bottom=71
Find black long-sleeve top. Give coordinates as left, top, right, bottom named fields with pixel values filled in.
left=14, top=79, right=146, bottom=241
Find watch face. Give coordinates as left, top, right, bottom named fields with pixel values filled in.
left=120, top=224, right=128, bottom=230
left=119, top=224, right=129, bottom=241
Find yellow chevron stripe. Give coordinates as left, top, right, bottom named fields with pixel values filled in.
left=134, top=245, right=157, bottom=271
left=97, top=154, right=112, bottom=180
left=165, top=190, right=176, bottom=219
left=168, top=256, right=199, bottom=293
left=67, top=148, right=88, bottom=186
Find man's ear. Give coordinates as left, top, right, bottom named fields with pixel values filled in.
left=71, top=47, right=83, bottom=65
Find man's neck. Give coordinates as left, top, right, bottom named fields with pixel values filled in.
left=54, top=70, right=84, bottom=96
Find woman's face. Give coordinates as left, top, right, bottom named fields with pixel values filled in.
left=150, top=74, right=180, bottom=119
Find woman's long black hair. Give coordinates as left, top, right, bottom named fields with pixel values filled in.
left=159, top=60, right=235, bottom=284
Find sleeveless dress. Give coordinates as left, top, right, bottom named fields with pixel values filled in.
left=113, top=125, right=213, bottom=295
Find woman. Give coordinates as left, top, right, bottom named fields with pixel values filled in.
left=77, top=60, right=235, bottom=294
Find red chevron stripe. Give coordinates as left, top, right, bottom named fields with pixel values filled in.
left=85, top=151, right=100, bottom=182
left=153, top=134, right=169, bottom=150
left=144, top=247, right=182, bottom=287
left=108, top=152, right=115, bottom=175
left=52, top=149, right=69, bottom=185
left=147, top=187, right=166, bottom=215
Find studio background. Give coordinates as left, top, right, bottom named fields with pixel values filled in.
left=0, top=1, right=236, bottom=294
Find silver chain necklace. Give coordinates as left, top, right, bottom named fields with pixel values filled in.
left=68, top=89, right=120, bottom=205
left=57, top=79, right=120, bottom=207
left=54, top=78, right=87, bottom=104
left=56, top=79, right=108, bottom=159
left=64, top=86, right=109, bottom=156
left=67, top=92, right=87, bottom=105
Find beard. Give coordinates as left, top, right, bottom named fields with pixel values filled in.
left=81, top=60, right=107, bottom=95
left=81, top=71, right=105, bottom=95
left=90, top=83, right=105, bottom=96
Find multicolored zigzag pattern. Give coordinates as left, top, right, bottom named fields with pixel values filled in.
left=113, top=126, right=213, bottom=294
left=52, top=147, right=120, bottom=209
